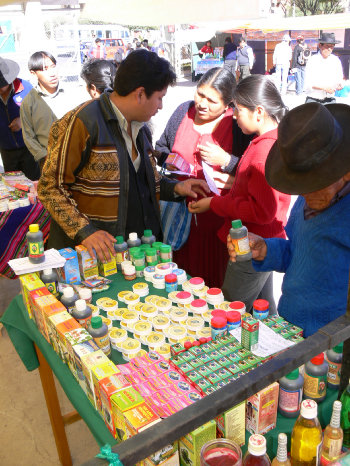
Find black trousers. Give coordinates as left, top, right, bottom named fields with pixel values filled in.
left=1, top=146, right=40, bottom=181
left=305, top=96, right=336, bottom=105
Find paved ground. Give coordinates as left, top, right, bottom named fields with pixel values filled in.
left=0, top=74, right=348, bottom=465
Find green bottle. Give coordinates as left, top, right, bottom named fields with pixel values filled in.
left=340, top=380, right=350, bottom=448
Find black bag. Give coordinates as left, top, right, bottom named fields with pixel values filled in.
left=298, top=48, right=311, bottom=66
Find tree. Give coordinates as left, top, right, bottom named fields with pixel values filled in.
left=293, top=0, right=344, bottom=15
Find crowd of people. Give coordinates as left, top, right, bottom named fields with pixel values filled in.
left=0, top=36, right=349, bottom=339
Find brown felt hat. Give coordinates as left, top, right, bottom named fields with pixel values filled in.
left=265, top=103, right=350, bottom=195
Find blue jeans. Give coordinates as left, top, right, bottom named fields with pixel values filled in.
left=275, top=64, right=289, bottom=94
left=295, top=67, right=305, bottom=95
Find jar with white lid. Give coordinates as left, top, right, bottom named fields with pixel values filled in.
left=157, top=343, right=171, bottom=359
left=155, top=263, right=172, bottom=276
left=123, top=265, right=136, bottom=281
left=170, top=308, right=188, bottom=324
left=152, top=274, right=165, bottom=289
left=193, top=286, right=209, bottom=298
left=113, top=308, right=128, bottom=320
left=124, top=292, right=140, bottom=307
left=144, top=266, right=156, bottom=282
left=121, top=260, right=132, bottom=273
left=132, top=321, right=152, bottom=341
left=155, top=297, right=172, bottom=314
left=172, top=268, right=187, bottom=284
left=140, top=303, right=158, bottom=321
left=152, top=315, right=170, bottom=332
left=144, top=295, right=160, bottom=304
left=168, top=291, right=179, bottom=303
left=117, top=290, right=130, bottom=303
left=167, top=324, right=187, bottom=344
left=100, top=298, right=119, bottom=312
left=186, top=316, right=205, bottom=336
left=109, top=327, right=128, bottom=350
left=146, top=331, right=166, bottom=350
left=121, top=310, right=139, bottom=330
left=106, top=309, right=120, bottom=321
left=181, top=280, right=192, bottom=292
left=206, top=287, right=225, bottom=305
left=196, top=327, right=211, bottom=339
left=132, top=282, right=149, bottom=297
left=121, top=338, right=141, bottom=360
left=78, top=287, right=92, bottom=304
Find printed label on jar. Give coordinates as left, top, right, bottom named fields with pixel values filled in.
left=279, top=387, right=302, bottom=412
left=320, top=438, right=343, bottom=465
left=77, top=316, right=92, bottom=329
left=231, top=236, right=250, bottom=255
left=115, top=251, right=128, bottom=264
left=94, top=334, right=111, bottom=355
left=45, top=281, right=58, bottom=296
left=29, top=241, right=44, bottom=258
left=303, top=373, right=327, bottom=399
left=326, top=361, right=342, bottom=386
left=211, top=327, right=227, bottom=340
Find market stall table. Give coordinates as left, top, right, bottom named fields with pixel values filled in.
left=195, top=58, right=223, bottom=76
left=1, top=272, right=338, bottom=465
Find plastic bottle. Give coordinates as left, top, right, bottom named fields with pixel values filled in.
left=71, top=299, right=92, bottom=329
left=41, top=268, right=59, bottom=296
left=127, top=232, right=141, bottom=248
left=271, top=433, right=291, bottom=466
left=60, top=286, right=79, bottom=313
left=253, top=299, right=269, bottom=320
left=114, top=236, right=129, bottom=271
left=211, top=316, right=228, bottom=340
left=340, top=379, right=350, bottom=448
left=243, top=434, right=271, bottom=466
left=291, top=399, right=322, bottom=466
left=141, top=229, right=156, bottom=246
left=88, top=316, right=111, bottom=356
left=26, top=224, right=45, bottom=263
left=326, top=343, right=343, bottom=389
left=229, top=219, right=252, bottom=262
left=278, top=368, right=304, bottom=418
left=303, top=353, right=328, bottom=402
left=320, top=400, right=343, bottom=466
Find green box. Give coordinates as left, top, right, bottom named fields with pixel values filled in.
left=217, top=356, right=231, bottom=368
left=279, top=328, right=293, bottom=339
left=214, top=367, right=232, bottom=380
left=228, top=352, right=241, bottom=363
left=215, top=379, right=229, bottom=389
left=206, top=372, right=222, bottom=384
left=270, top=323, right=284, bottom=333
left=189, top=346, right=204, bottom=357
left=196, top=352, right=212, bottom=364
left=206, top=360, right=221, bottom=372
left=186, top=370, right=202, bottom=383
left=227, top=362, right=241, bottom=375
left=286, top=324, right=303, bottom=336
left=289, top=334, right=304, bottom=343
left=237, top=359, right=251, bottom=371
left=218, top=346, right=232, bottom=357
left=227, top=374, right=241, bottom=383
left=210, top=339, right=224, bottom=350
left=241, top=315, right=259, bottom=352
left=170, top=356, right=185, bottom=367
left=219, top=334, right=236, bottom=344
left=236, top=348, right=251, bottom=359
left=170, top=342, right=185, bottom=357
left=179, top=420, right=216, bottom=466
left=204, top=386, right=217, bottom=395
left=178, top=362, right=194, bottom=374
left=182, top=351, right=196, bottom=363
left=207, top=350, right=222, bottom=361
left=190, top=357, right=204, bottom=369
left=197, top=364, right=212, bottom=378
left=195, top=377, right=212, bottom=392
left=226, top=341, right=242, bottom=352
left=201, top=342, right=214, bottom=353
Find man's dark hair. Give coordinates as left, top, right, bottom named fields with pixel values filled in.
left=239, top=36, right=247, bottom=44
left=95, top=38, right=101, bottom=43
left=136, top=41, right=142, bottom=48
left=28, top=51, right=56, bottom=72
left=114, top=49, right=176, bottom=97
left=225, top=37, right=232, bottom=43
left=81, top=59, right=116, bottom=94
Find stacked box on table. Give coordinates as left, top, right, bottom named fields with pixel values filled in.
left=246, top=382, right=279, bottom=435
left=56, top=318, right=82, bottom=363
left=91, top=360, right=119, bottom=409
left=64, top=328, right=95, bottom=377
left=111, top=386, right=145, bottom=441
left=47, top=311, right=72, bottom=355
left=19, top=273, right=44, bottom=319
left=216, top=401, right=246, bottom=446
left=81, top=350, right=110, bottom=403
left=73, top=340, right=99, bottom=387
left=75, top=244, right=99, bottom=279
left=178, top=420, right=216, bottom=466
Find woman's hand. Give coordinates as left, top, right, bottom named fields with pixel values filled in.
left=174, top=179, right=210, bottom=199
left=213, top=172, right=235, bottom=190
left=197, top=142, right=231, bottom=167
left=226, top=232, right=267, bottom=262
left=188, top=197, right=212, bottom=214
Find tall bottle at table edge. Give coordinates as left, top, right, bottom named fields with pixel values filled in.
left=320, top=400, right=343, bottom=466
left=326, top=343, right=343, bottom=389
left=26, top=223, right=45, bottom=263
left=340, top=379, right=350, bottom=448
left=243, top=434, right=271, bottom=466
left=291, top=399, right=322, bottom=466
left=271, top=433, right=291, bottom=466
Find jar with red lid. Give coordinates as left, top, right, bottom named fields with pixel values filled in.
left=211, top=316, right=227, bottom=340
left=165, top=273, right=178, bottom=293
left=226, top=311, right=241, bottom=331
left=253, top=299, right=269, bottom=320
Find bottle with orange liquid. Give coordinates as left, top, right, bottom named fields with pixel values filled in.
left=243, top=434, right=271, bottom=466
left=271, top=433, right=291, bottom=466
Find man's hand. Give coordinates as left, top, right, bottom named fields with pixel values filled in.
left=9, top=117, right=21, bottom=132
left=197, top=142, right=230, bottom=167
left=81, top=230, right=116, bottom=262
left=227, top=232, right=267, bottom=262
left=174, top=179, right=210, bottom=199
left=188, top=197, right=212, bottom=214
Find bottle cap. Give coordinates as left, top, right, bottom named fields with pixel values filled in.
left=285, top=368, right=299, bottom=380
left=165, top=273, right=177, bottom=283
left=143, top=229, right=152, bottom=237
left=42, top=268, right=53, bottom=276
left=75, top=299, right=87, bottom=311
left=278, top=433, right=287, bottom=445
left=184, top=341, right=192, bottom=350
left=79, top=288, right=92, bottom=300
left=231, top=219, right=242, bottom=229
left=29, top=224, right=39, bottom=233
left=253, top=299, right=269, bottom=311
left=63, top=287, right=74, bottom=298
left=211, top=309, right=227, bottom=319
left=152, top=241, right=163, bottom=250
left=91, top=316, right=102, bottom=329
left=226, top=311, right=241, bottom=323
left=199, top=337, right=207, bottom=345
left=160, top=244, right=171, bottom=252
left=300, top=399, right=318, bottom=419
left=310, top=353, right=324, bottom=365
left=129, top=232, right=138, bottom=241
left=248, top=434, right=266, bottom=455
left=332, top=342, right=343, bottom=353
left=116, top=235, right=124, bottom=244
left=211, top=316, right=227, bottom=329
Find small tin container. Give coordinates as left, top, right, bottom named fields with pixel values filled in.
left=172, top=268, right=187, bottom=284
left=176, top=291, right=193, bottom=306
left=146, top=331, right=166, bottom=350
left=141, top=303, right=158, bottom=321
left=170, top=308, right=188, bottom=324
left=152, top=315, right=170, bottom=332
left=190, top=299, right=208, bottom=315
left=252, top=299, right=269, bottom=320
left=152, top=273, right=165, bottom=289
left=132, top=321, right=152, bottom=342
left=132, top=282, right=149, bottom=297
left=189, top=277, right=205, bottom=291
left=226, top=311, right=241, bottom=330
left=211, top=316, right=228, bottom=340
left=186, top=316, right=205, bottom=336
left=165, top=273, right=178, bottom=293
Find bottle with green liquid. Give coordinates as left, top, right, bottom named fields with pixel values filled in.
left=340, top=379, right=350, bottom=448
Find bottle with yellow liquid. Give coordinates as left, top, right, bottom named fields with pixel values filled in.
left=320, top=400, right=343, bottom=466
left=271, top=433, right=291, bottom=466
left=291, top=399, right=322, bottom=466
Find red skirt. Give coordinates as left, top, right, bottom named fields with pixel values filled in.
left=173, top=208, right=229, bottom=288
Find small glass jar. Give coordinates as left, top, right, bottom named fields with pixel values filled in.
left=152, top=241, right=163, bottom=259
left=133, top=250, right=146, bottom=267
left=165, top=273, right=178, bottom=293
left=135, top=265, right=145, bottom=278
left=160, top=244, right=172, bottom=262
left=123, top=265, right=136, bottom=280
left=200, top=439, right=242, bottom=466
left=226, top=311, right=241, bottom=330
left=145, top=248, right=158, bottom=265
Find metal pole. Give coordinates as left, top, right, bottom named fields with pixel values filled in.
left=339, top=270, right=350, bottom=395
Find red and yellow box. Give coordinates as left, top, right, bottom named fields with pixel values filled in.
left=124, top=402, right=160, bottom=438
left=56, top=318, right=82, bottom=363
left=19, top=273, right=44, bottom=319
left=246, top=382, right=279, bottom=435
left=111, top=387, right=145, bottom=441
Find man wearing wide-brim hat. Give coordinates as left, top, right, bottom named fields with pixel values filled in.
left=304, top=32, right=344, bottom=105
left=0, top=57, right=40, bottom=180
left=227, top=102, right=350, bottom=337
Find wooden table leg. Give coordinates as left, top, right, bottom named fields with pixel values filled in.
left=34, top=344, right=73, bottom=466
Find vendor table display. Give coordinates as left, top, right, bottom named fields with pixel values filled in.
left=195, top=58, right=223, bottom=76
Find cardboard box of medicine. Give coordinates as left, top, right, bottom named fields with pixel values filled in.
left=246, top=382, right=279, bottom=435
left=179, top=420, right=216, bottom=466
left=142, top=442, right=180, bottom=466
left=64, top=328, right=94, bottom=377
left=56, top=318, right=82, bottom=363
left=91, top=360, right=120, bottom=409
left=110, top=387, right=145, bottom=441
left=30, top=290, right=62, bottom=340
left=98, top=255, right=118, bottom=277
left=81, top=350, right=110, bottom=402
left=99, top=373, right=131, bottom=437
left=241, top=315, right=259, bottom=352
left=19, top=273, right=44, bottom=319
left=28, top=286, right=51, bottom=329
left=47, top=311, right=72, bottom=355
left=72, top=340, right=99, bottom=387
left=40, top=298, right=67, bottom=342
left=75, top=244, right=99, bottom=279
left=124, top=402, right=160, bottom=438
left=216, top=401, right=246, bottom=446
left=58, top=248, right=81, bottom=285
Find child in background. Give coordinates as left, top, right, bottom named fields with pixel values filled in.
left=188, top=75, right=291, bottom=313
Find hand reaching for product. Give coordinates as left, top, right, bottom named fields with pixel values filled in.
left=197, top=142, right=231, bottom=167
left=226, top=232, right=267, bottom=262
left=82, top=230, right=116, bottom=263
left=174, top=179, right=210, bottom=199
left=188, top=197, right=212, bottom=214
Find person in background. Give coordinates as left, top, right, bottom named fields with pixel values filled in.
left=188, top=75, right=291, bottom=312
left=223, top=37, right=237, bottom=80
left=142, top=39, right=151, bottom=51
left=291, top=35, right=307, bottom=95
left=20, top=51, right=71, bottom=171
left=135, top=41, right=142, bottom=49
left=38, top=50, right=209, bottom=261
left=0, top=57, right=40, bottom=180
left=273, top=34, right=292, bottom=95
left=125, top=43, right=133, bottom=57
left=236, top=36, right=254, bottom=81
left=304, top=32, right=344, bottom=104
left=88, top=38, right=106, bottom=60
left=227, top=102, right=350, bottom=337
left=199, top=40, right=214, bottom=58
left=80, top=59, right=117, bottom=98
left=155, top=68, right=251, bottom=287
